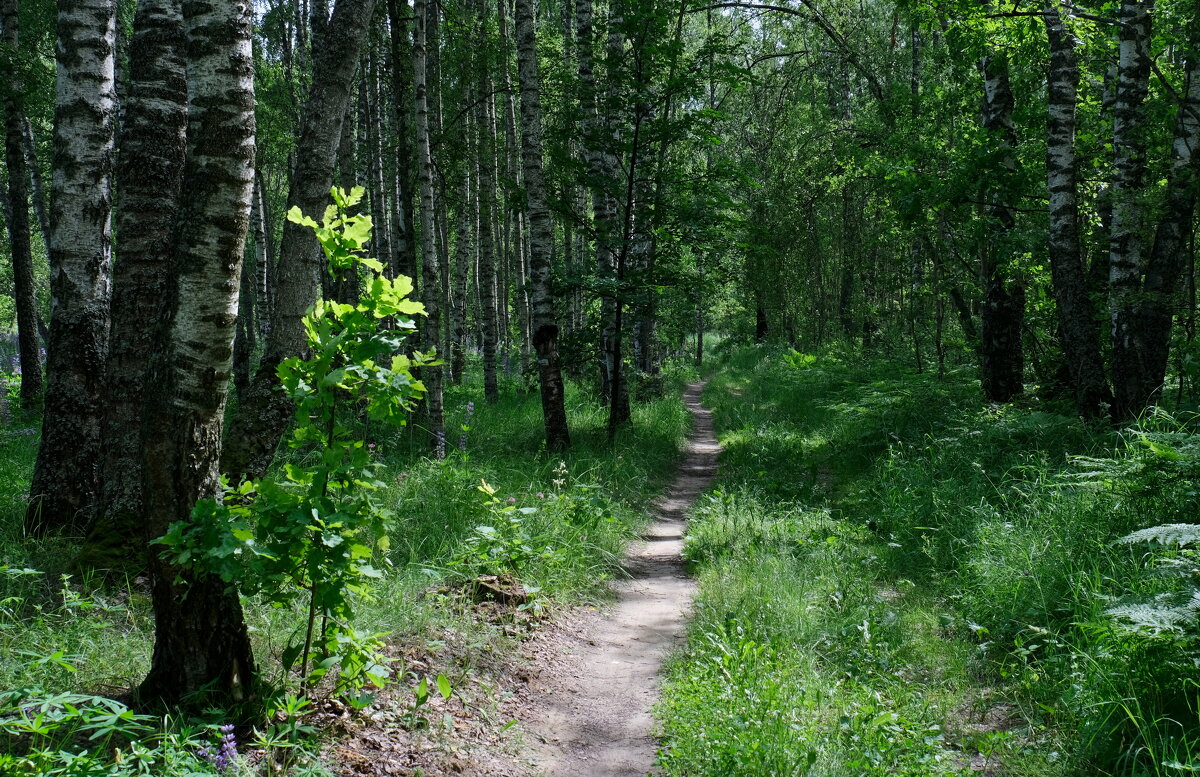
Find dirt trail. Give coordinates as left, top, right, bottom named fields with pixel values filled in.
left=523, top=380, right=719, bottom=777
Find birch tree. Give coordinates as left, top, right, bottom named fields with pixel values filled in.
left=221, top=0, right=377, bottom=481
left=516, top=0, right=570, bottom=450
left=1044, top=1, right=1111, bottom=418
left=138, top=0, right=257, bottom=707
left=25, top=0, right=116, bottom=534
left=90, top=0, right=187, bottom=558
left=414, top=0, right=444, bottom=444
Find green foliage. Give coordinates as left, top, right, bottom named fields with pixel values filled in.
left=161, top=187, right=433, bottom=699
left=450, top=480, right=554, bottom=577
left=659, top=346, right=1200, bottom=777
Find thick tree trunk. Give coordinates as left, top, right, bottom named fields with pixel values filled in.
left=220, top=0, right=376, bottom=482
left=1044, top=1, right=1112, bottom=418
left=87, top=0, right=187, bottom=565
left=138, top=0, right=257, bottom=708
left=414, top=0, right=444, bottom=444
left=1108, top=0, right=1155, bottom=419
left=25, top=0, right=116, bottom=534
left=2, top=0, right=42, bottom=405
left=1123, top=26, right=1200, bottom=413
left=978, top=51, right=1025, bottom=403
left=515, top=0, right=570, bottom=450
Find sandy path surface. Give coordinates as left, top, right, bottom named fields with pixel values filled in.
left=524, top=380, right=719, bottom=777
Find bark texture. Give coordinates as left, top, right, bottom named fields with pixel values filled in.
left=1118, top=20, right=1200, bottom=415
left=88, top=0, right=187, bottom=563
left=1108, top=0, right=1154, bottom=419
left=139, top=0, right=257, bottom=707
left=516, top=0, right=570, bottom=451
left=221, top=0, right=377, bottom=481
left=977, top=51, right=1025, bottom=403
left=1044, top=2, right=1111, bottom=418
left=25, top=0, right=116, bottom=534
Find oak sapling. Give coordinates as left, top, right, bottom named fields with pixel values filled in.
left=160, top=186, right=435, bottom=702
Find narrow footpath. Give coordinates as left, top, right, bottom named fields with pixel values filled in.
left=524, top=380, right=720, bottom=776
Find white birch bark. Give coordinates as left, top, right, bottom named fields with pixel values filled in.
left=139, top=0, right=256, bottom=706
left=516, top=0, right=570, bottom=450
left=25, top=0, right=116, bottom=533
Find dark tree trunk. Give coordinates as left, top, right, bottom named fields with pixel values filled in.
left=86, top=0, right=187, bottom=568
left=221, top=0, right=377, bottom=482
left=1, top=0, right=42, bottom=405
left=978, top=51, right=1025, bottom=402
left=1044, top=1, right=1112, bottom=418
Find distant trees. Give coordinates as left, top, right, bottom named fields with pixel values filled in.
left=708, top=0, right=1200, bottom=419
left=7, top=0, right=1200, bottom=714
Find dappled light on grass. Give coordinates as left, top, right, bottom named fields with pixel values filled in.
left=657, top=344, right=1200, bottom=777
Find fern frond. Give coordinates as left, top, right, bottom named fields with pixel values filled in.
left=1118, top=524, right=1200, bottom=547
left=1106, top=590, right=1200, bottom=635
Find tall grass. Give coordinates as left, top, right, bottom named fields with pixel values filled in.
left=0, top=360, right=691, bottom=773
left=657, top=344, right=1200, bottom=776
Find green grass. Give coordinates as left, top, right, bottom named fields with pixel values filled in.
left=656, top=344, right=1200, bottom=777
left=0, top=360, right=691, bottom=774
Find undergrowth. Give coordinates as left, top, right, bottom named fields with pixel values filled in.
left=0, top=362, right=691, bottom=774
left=657, top=343, right=1200, bottom=777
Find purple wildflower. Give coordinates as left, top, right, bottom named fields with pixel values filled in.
left=537, top=492, right=545, bottom=499
left=435, top=430, right=447, bottom=460
left=459, top=401, right=475, bottom=451
left=198, top=724, right=238, bottom=773
left=506, top=497, right=516, bottom=504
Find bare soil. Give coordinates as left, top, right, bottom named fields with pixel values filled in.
left=331, top=381, right=718, bottom=776
left=519, top=380, right=717, bottom=776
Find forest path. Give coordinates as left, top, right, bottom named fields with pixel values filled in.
left=522, top=380, right=718, bottom=777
